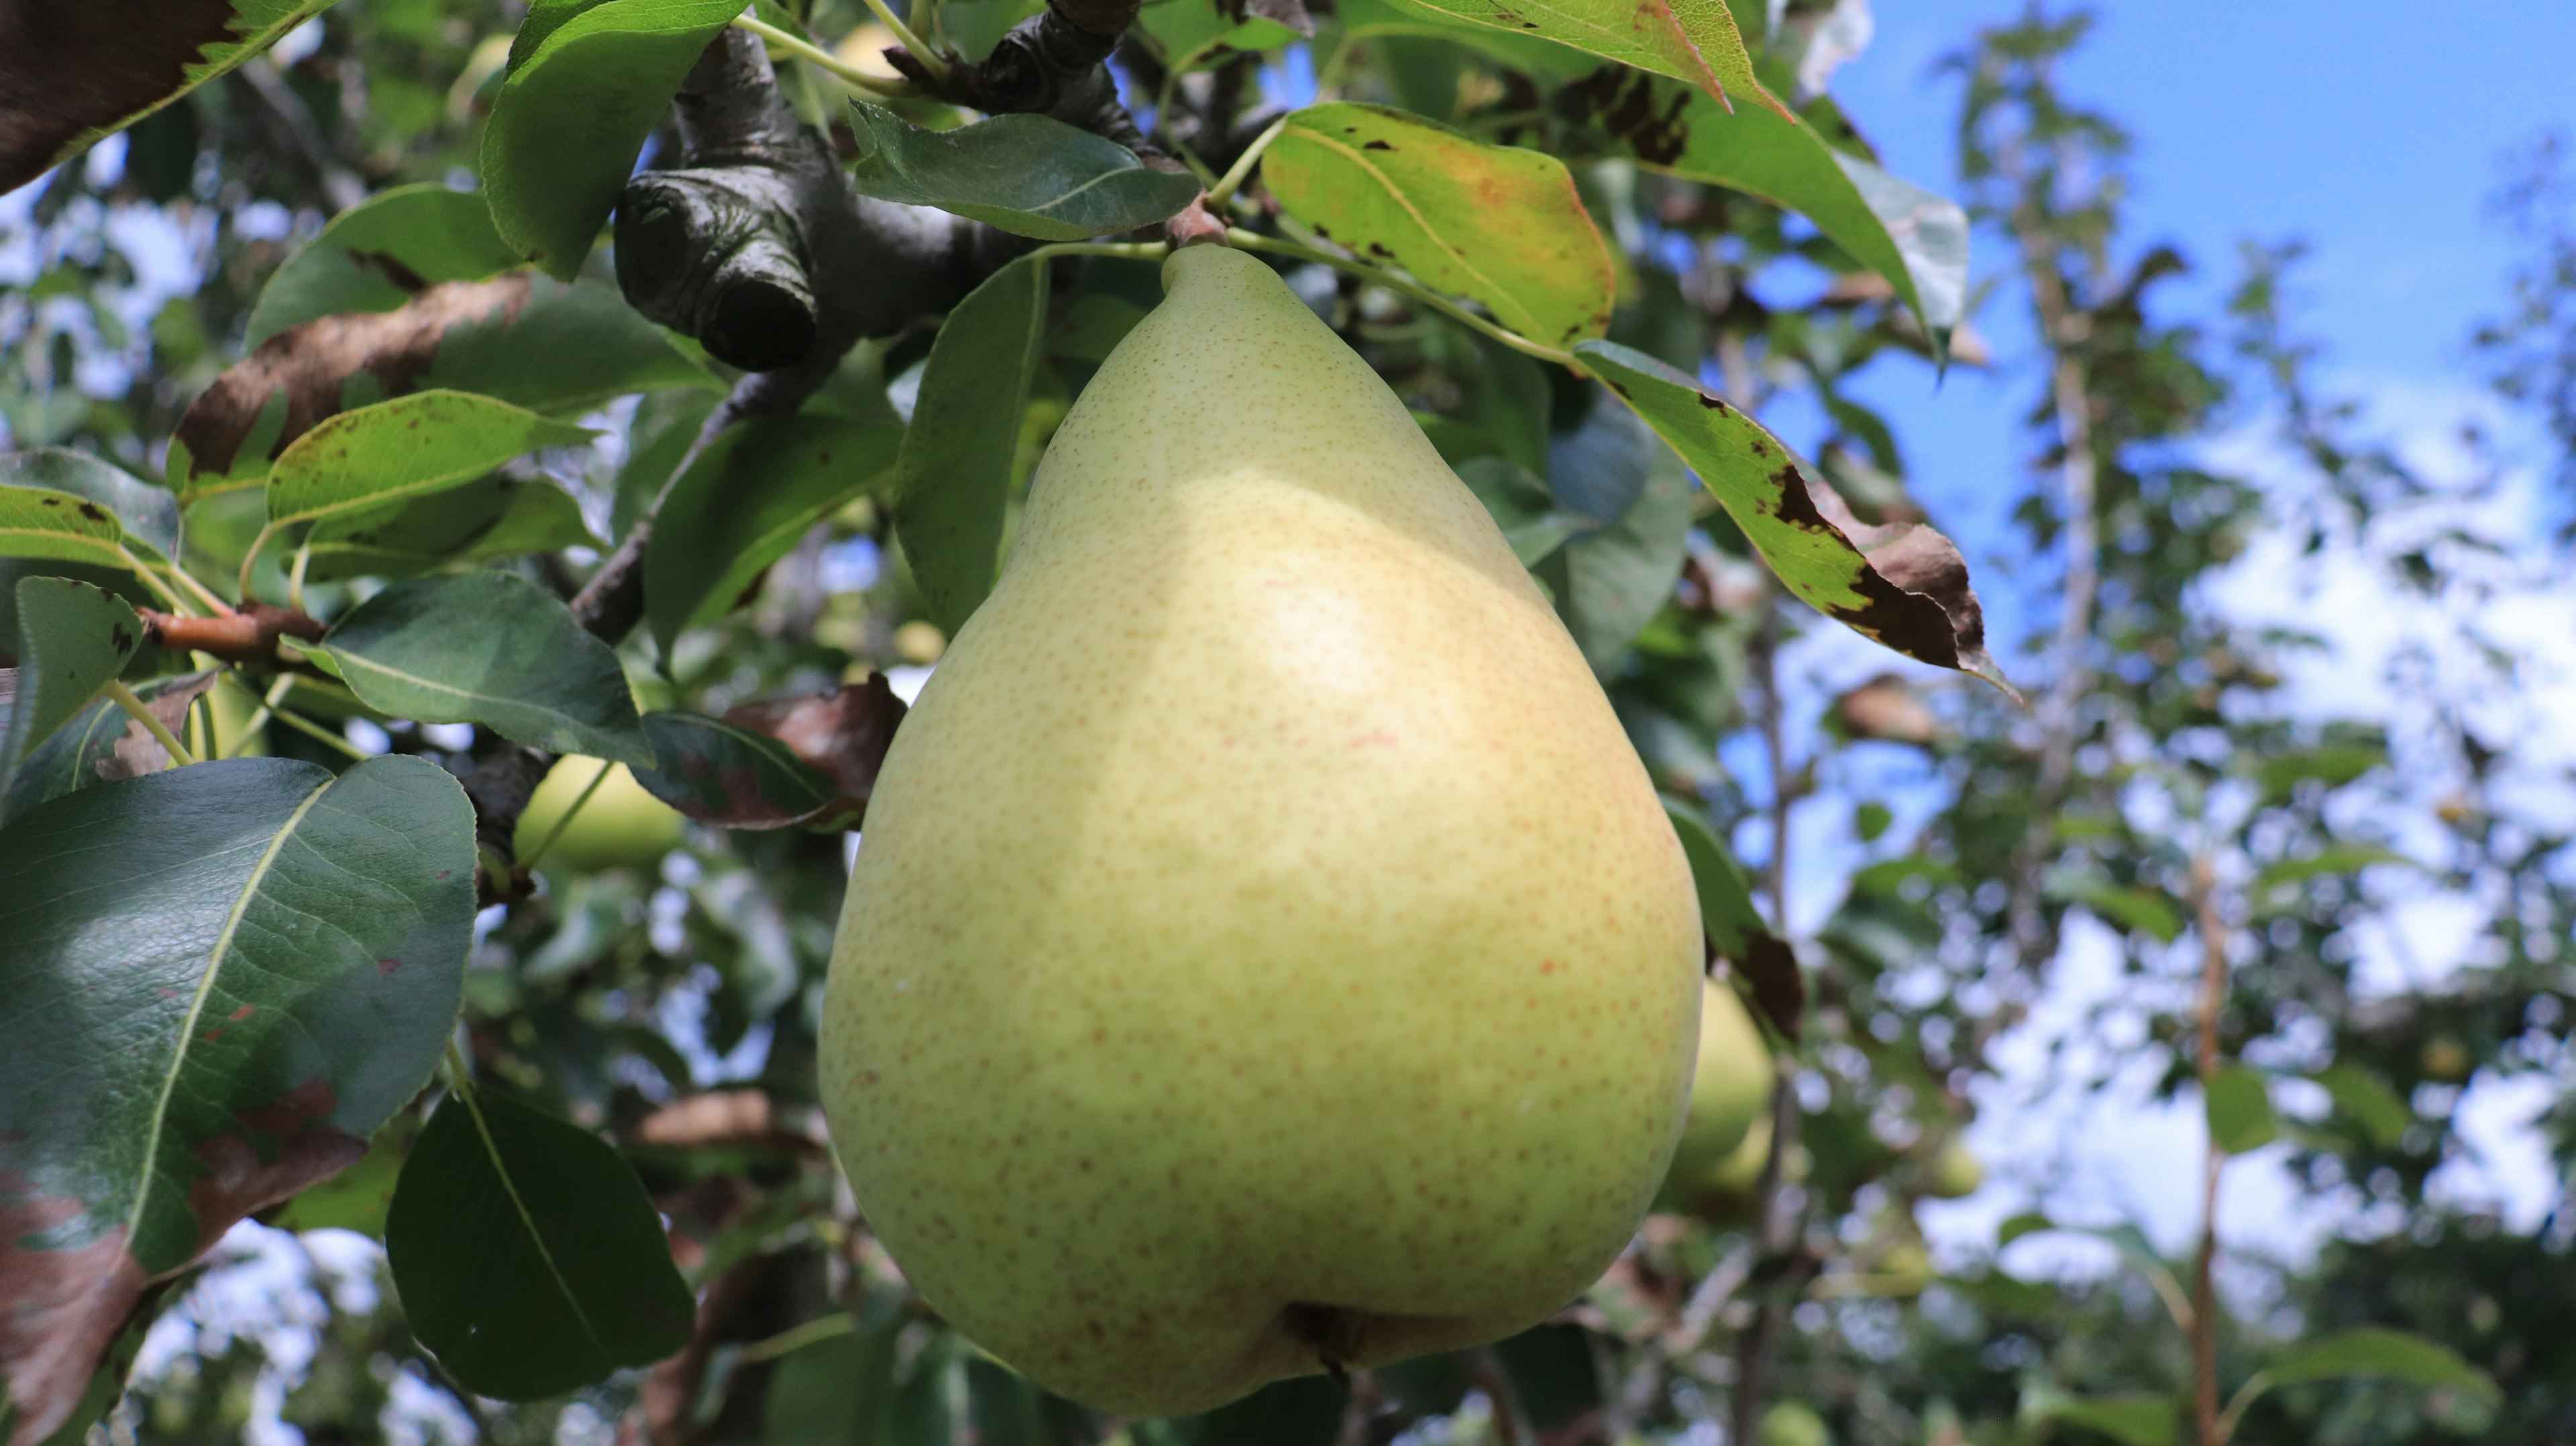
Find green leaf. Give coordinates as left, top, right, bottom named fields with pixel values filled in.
left=1138, top=0, right=1303, bottom=64
left=2265, top=1327, right=2501, bottom=1401
left=484, top=0, right=749, bottom=278
left=645, top=416, right=904, bottom=655
left=0, top=484, right=136, bottom=571
left=272, top=1117, right=415, bottom=1239
left=0, top=449, right=181, bottom=559
left=317, top=572, right=653, bottom=765
left=1380, top=0, right=1781, bottom=117
left=630, top=712, right=853, bottom=830
left=1662, top=797, right=1800, bottom=1036
left=268, top=390, right=594, bottom=527
left=1558, top=66, right=1968, bottom=344
left=246, top=184, right=525, bottom=345
left=1, top=673, right=213, bottom=826
left=2206, top=1064, right=2279, bottom=1155
left=1542, top=397, right=1694, bottom=667
left=1454, top=456, right=1588, bottom=565
left=0, top=577, right=142, bottom=801
left=765, top=1323, right=903, bottom=1446
left=2035, top=1394, right=2178, bottom=1446
left=2047, top=873, right=2185, bottom=943
left=1574, top=339, right=2008, bottom=689
left=2255, top=743, right=2385, bottom=804
left=894, top=256, right=1049, bottom=635
left=2312, top=1063, right=2412, bottom=1150
left=1265, top=103, right=1616, bottom=347
left=305, top=476, right=598, bottom=581
left=385, top=1088, right=695, bottom=1399
left=0, top=755, right=475, bottom=1442
left=2254, top=843, right=2414, bottom=891
left=171, top=274, right=714, bottom=501
left=0, top=0, right=340, bottom=194
left=845, top=103, right=1203, bottom=241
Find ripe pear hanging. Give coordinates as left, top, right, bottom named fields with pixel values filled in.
left=820, top=243, right=1704, bottom=1417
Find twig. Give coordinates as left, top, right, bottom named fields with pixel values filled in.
left=140, top=604, right=327, bottom=663
left=2189, top=852, right=2229, bottom=1445
left=103, top=679, right=193, bottom=767
left=732, top=13, right=914, bottom=98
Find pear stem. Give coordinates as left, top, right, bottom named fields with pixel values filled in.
left=732, top=14, right=916, bottom=98
left=1221, top=228, right=1578, bottom=368
left=1027, top=240, right=1171, bottom=263
left=1206, top=113, right=1287, bottom=211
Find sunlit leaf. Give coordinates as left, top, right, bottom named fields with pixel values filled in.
left=894, top=256, right=1048, bottom=635
left=1267, top=103, right=1616, bottom=347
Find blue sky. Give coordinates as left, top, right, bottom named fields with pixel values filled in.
left=1815, top=1, right=2576, bottom=622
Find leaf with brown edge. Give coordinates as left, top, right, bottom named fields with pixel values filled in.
left=1575, top=339, right=2014, bottom=697
left=0, top=0, right=339, bottom=196
left=1379, top=0, right=1790, bottom=119
left=716, top=676, right=908, bottom=826
left=1829, top=673, right=1941, bottom=745
left=0, top=755, right=474, bottom=1446
left=168, top=274, right=712, bottom=500
left=1663, top=799, right=1801, bottom=1038
left=96, top=671, right=220, bottom=781
left=630, top=711, right=857, bottom=830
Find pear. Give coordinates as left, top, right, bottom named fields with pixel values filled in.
left=820, top=244, right=1703, bottom=1417
left=1925, top=1137, right=1983, bottom=1199
left=513, top=757, right=684, bottom=872
left=1654, top=979, right=1774, bottom=1212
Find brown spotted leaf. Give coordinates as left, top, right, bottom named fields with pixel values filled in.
left=1576, top=339, right=2013, bottom=696
left=630, top=710, right=863, bottom=831
left=0, top=0, right=339, bottom=195
left=716, top=676, right=908, bottom=826
left=0, top=756, right=474, bottom=1445
left=1380, top=0, right=1788, bottom=119
left=1265, top=103, right=1617, bottom=348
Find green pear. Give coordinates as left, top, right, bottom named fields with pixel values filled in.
left=1653, top=980, right=1773, bottom=1210
left=1759, top=1401, right=1833, bottom=1446
left=513, top=757, right=684, bottom=872
left=1925, top=1137, right=1983, bottom=1199
left=820, top=244, right=1703, bottom=1417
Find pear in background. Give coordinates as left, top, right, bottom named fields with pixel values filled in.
left=1654, top=979, right=1774, bottom=1212
left=820, top=244, right=1703, bottom=1416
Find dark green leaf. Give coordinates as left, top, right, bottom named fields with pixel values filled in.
left=631, top=712, right=851, bottom=829
left=268, top=390, right=594, bottom=527
left=2253, top=843, right=2413, bottom=891
left=2047, top=872, right=2185, bottom=943
left=645, top=416, right=904, bottom=654
left=846, top=103, right=1202, bottom=241
left=0, top=755, right=475, bottom=1441
left=317, top=572, right=653, bottom=765
left=1542, top=397, right=1695, bottom=668
left=2206, top=1064, right=2279, bottom=1155
left=1664, top=798, right=1800, bottom=1036
left=2255, top=744, right=2385, bottom=804
left=895, top=256, right=1048, bottom=634
left=1455, top=456, right=1587, bottom=565
left=246, top=184, right=524, bottom=345
left=2265, top=1327, right=2501, bottom=1400
left=1, top=672, right=213, bottom=826
left=0, top=577, right=142, bottom=799
left=305, top=476, right=596, bottom=581
left=385, top=1088, right=695, bottom=1399
left=2035, top=1394, right=2177, bottom=1446
left=1576, top=340, right=2009, bottom=690
left=0, top=449, right=180, bottom=559
left=765, top=1324, right=902, bottom=1446
left=483, top=0, right=747, bottom=278
left=1265, top=103, right=1616, bottom=346
left=0, top=0, right=337, bottom=194
left=2312, top=1063, right=2412, bottom=1150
